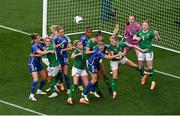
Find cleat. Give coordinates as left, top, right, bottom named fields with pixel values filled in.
left=48, top=92, right=58, bottom=98
left=60, top=83, right=65, bottom=91
left=54, top=85, right=60, bottom=93
left=28, top=94, right=37, bottom=101
left=112, top=92, right=117, bottom=99
left=92, top=92, right=100, bottom=98
left=97, top=90, right=103, bottom=98
left=150, top=82, right=156, bottom=90
left=36, top=89, right=47, bottom=95
left=66, top=89, right=70, bottom=94
left=46, top=88, right=51, bottom=92
left=78, top=85, right=84, bottom=91
left=81, top=93, right=89, bottom=102
left=141, top=74, right=148, bottom=85
left=67, top=98, right=73, bottom=105
left=79, top=98, right=89, bottom=104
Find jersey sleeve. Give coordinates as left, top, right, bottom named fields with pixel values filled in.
left=32, top=44, right=39, bottom=53
left=136, top=30, right=141, bottom=37
left=119, top=41, right=129, bottom=47
left=65, top=35, right=71, bottom=43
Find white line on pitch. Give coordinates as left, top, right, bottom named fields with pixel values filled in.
left=0, top=99, right=47, bottom=115
left=0, top=25, right=180, bottom=80
left=155, top=70, right=180, bottom=79
left=0, top=25, right=30, bottom=35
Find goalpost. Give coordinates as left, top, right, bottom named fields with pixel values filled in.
left=42, top=0, right=180, bottom=54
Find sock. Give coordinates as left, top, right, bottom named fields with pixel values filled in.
left=78, top=76, right=83, bottom=86
left=50, top=77, right=59, bottom=92
left=38, top=80, right=46, bottom=90
left=83, top=82, right=93, bottom=95
left=91, top=82, right=97, bottom=92
left=56, top=72, right=63, bottom=83
left=111, top=79, right=117, bottom=92
left=136, top=65, right=144, bottom=76
left=103, top=76, right=111, bottom=88
left=64, top=74, right=71, bottom=89
left=69, top=84, right=77, bottom=98
left=150, top=68, right=155, bottom=82
left=31, top=81, right=37, bottom=94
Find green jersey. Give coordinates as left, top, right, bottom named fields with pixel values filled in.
left=86, top=38, right=98, bottom=58
left=72, top=48, right=86, bottom=70
left=108, top=41, right=128, bottom=61
left=136, top=30, right=155, bottom=52
left=45, top=45, right=59, bottom=67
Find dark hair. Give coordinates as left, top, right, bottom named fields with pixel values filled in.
left=30, top=33, right=39, bottom=40
left=85, top=26, right=92, bottom=33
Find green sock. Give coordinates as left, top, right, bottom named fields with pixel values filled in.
left=69, top=84, right=77, bottom=98
left=111, top=79, right=117, bottom=92
left=136, top=65, right=144, bottom=76
left=103, top=76, right=110, bottom=88
left=50, top=77, right=59, bottom=92
left=150, top=68, right=155, bottom=82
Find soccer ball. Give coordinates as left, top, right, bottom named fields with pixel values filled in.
left=74, top=16, right=83, bottom=24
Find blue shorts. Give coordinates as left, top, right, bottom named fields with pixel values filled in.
left=58, top=57, right=68, bottom=66
left=87, top=63, right=100, bottom=74
left=28, top=63, right=44, bottom=73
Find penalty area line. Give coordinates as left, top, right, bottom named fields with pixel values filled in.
left=0, top=25, right=180, bottom=80
left=0, top=99, right=47, bottom=115
left=0, top=24, right=30, bottom=35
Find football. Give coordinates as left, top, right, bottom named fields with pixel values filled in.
left=74, top=16, right=83, bottom=24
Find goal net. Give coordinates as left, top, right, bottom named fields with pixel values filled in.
left=43, top=0, right=180, bottom=53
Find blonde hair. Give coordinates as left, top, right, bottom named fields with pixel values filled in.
left=50, top=25, right=63, bottom=33
left=109, top=35, right=118, bottom=41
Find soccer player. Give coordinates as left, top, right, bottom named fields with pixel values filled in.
left=44, top=37, right=63, bottom=98
left=67, top=40, right=89, bottom=105
left=133, top=20, right=159, bottom=90
left=96, top=31, right=112, bottom=97
left=123, top=16, right=141, bottom=57
left=50, top=25, right=64, bottom=91
left=53, top=26, right=72, bottom=94
left=28, top=33, right=53, bottom=101
left=109, top=36, right=146, bottom=99
left=77, top=26, right=92, bottom=91
left=79, top=26, right=92, bottom=47
left=80, top=42, right=119, bottom=104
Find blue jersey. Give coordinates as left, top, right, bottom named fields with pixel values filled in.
left=28, top=42, right=44, bottom=72
left=87, top=48, right=105, bottom=66
left=79, top=34, right=90, bottom=47
left=53, top=35, right=71, bottom=65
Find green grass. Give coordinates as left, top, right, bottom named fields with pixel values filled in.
left=0, top=0, right=180, bottom=115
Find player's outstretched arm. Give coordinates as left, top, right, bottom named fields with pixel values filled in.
left=133, top=35, right=141, bottom=41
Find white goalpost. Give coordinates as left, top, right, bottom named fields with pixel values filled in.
left=42, top=0, right=180, bottom=54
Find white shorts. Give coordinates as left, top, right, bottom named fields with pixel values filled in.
left=138, top=52, right=153, bottom=61
left=110, top=56, right=128, bottom=70
left=48, top=65, right=61, bottom=77
left=71, top=67, right=88, bottom=77
left=42, top=57, right=50, bottom=67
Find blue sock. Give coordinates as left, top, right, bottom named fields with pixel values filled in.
left=38, top=80, right=46, bottom=90
left=83, top=82, right=93, bottom=95
left=91, top=82, right=97, bottom=92
left=31, top=81, right=37, bottom=94
left=64, top=74, right=70, bottom=89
